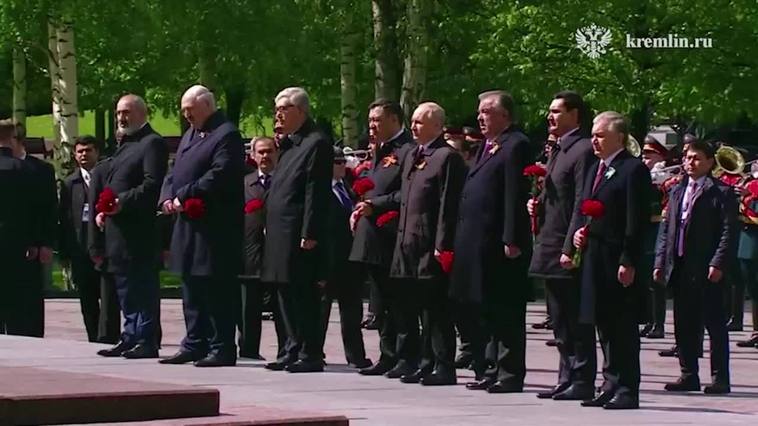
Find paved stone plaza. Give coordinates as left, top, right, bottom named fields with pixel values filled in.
left=2, top=299, right=757, bottom=425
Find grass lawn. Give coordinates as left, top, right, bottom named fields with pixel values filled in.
left=51, top=262, right=182, bottom=292
left=26, top=111, right=274, bottom=139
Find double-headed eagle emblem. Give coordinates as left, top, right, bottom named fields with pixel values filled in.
left=575, top=24, right=612, bottom=59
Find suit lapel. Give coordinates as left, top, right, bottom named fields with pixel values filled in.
left=470, top=130, right=510, bottom=176
left=591, top=150, right=629, bottom=197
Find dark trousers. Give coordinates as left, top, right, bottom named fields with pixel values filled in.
left=640, top=252, right=667, bottom=327
left=98, top=273, right=121, bottom=343
left=741, top=259, right=758, bottom=332
left=0, top=284, right=44, bottom=337
left=672, top=267, right=730, bottom=384
left=394, top=278, right=455, bottom=373
left=318, top=261, right=368, bottom=364
left=367, top=273, right=384, bottom=322
left=275, top=274, right=323, bottom=363
left=181, top=274, right=238, bottom=356
left=112, top=265, right=160, bottom=347
left=16, top=261, right=45, bottom=337
left=726, top=258, right=745, bottom=324
left=596, top=295, right=641, bottom=397
left=238, top=277, right=286, bottom=357
left=545, top=278, right=597, bottom=387
left=72, top=257, right=103, bottom=342
left=359, top=264, right=398, bottom=366
left=454, top=302, right=482, bottom=366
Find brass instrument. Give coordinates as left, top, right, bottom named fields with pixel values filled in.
left=650, top=163, right=682, bottom=185
left=342, top=146, right=372, bottom=161
left=713, top=145, right=745, bottom=177
left=626, top=135, right=641, bottom=157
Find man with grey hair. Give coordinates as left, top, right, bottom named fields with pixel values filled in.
left=261, top=87, right=333, bottom=373
left=158, top=85, right=245, bottom=367
left=568, top=111, right=651, bottom=409
left=92, top=94, right=168, bottom=359
left=369, top=102, right=465, bottom=385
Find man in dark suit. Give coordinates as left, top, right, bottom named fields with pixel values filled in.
left=351, top=100, right=414, bottom=376
left=654, top=140, right=736, bottom=394
left=238, top=136, right=285, bottom=360
left=159, top=85, right=244, bottom=367
left=59, top=136, right=120, bottom=343
left=316, top=147, right=371, bottom=368
left=570, top=111, right=651, bottom=410
left=451, top=90, right=531, bottom=393
left=261, top=87, right=333, bottom=373
left=14, top=123, right=57, bottom=337
left=527, top=92, right=597, bottom=400
left=371, top=102, right=466, bottom=386
left=0, top=119, right=39, bottom=335
left=92, top=94, right=167, bottom=359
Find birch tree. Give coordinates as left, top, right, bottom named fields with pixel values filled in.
left=340, top=11, right=360, bottom=147
left=56, top=17, right=79, bottom=149
left=400, top=0, right=429, bottom=123
left=372, top=0, right=401, bottom=101
left=12, top=46, right=27, bottom=126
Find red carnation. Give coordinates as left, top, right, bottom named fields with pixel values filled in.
left=352, top=177, right=375, bottom=198
left=579, top=199, right=605, bottom=218
left=376, top=210, right=399, bottom=227
left=573, top=199, right=606, bottom=267
left=183, top=198, right=206, bottom=219
left=244, top=198, right=265, bottom=214
left=436, top=250, right=454, bottom=274
left=523, top=164, right=547, bottom=177
left=95, top=187, right=118, bottom=214
left=747, top=180, right=758, bottom=197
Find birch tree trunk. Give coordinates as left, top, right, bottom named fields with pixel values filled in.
left=400, top=0, right=429, bottom=123
left=47, top=19, right=62, bottom=147
left=372, top=0, right=400, bottom=101
left=340, top=25, right=360, bottom=147
left=57, top=18, right=79, bottom=149
left=12, top=46, right=27, bottom=126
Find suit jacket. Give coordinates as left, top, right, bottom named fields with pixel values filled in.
left=160, top=111, right=244, bottom=277
left=0, top=147, right=36, bottom=281
left=261, top=118, right=333, bottom=284
left=349, top=129, right=414, bottom=266
left=654, top=175, right=737, bottom=285
left=241, top=170, right=268, bottom=278
left=322, top=179, right=357, bottom=279
left=89, top=123, right=168, bottom=274
left=529, top=132, right=594, bottom=279
left=59, top=168, right=91, bottom=261
left=570, top=150, right=651, bottom=324
left=24, top=154, right=58, bottom=248
left=375, top=136, right=465, bottom=280
left=450, top=127, right=532, bottom=304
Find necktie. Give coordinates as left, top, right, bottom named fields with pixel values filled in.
left=592, top=162, right=608, bottom=193
left=259, top=174, right=270, bottom=190
left=546, top=143, right=560, bottom=171
left=334, top=182, right=353, bottom=210
left=677, top=181, right=699, bottom=257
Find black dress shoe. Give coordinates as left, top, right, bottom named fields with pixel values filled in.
left=536, top=383, right=570, bottom=399
left=384, top=363, right=417, bottom=379
left=349, top=359, right=373, bottom=369
left=645, top=324, right=665, bottom=339
left=454, top=354, right=473, bottom=369
left=581, top=391, right=614, bottom=407
left=239, top=351, right=265, bottom=360
left=399, top=369, right=428, bottom=384
left=737, top=333, right=758, bottom=347
left=159, top=351, right=204, bottom=364
left=359, top=362, right=394, bottom=376
left=97, top=341, right=134, bottom=357
left=194, top=353, right=236, bottom=367
left=486, top=380, right=523, bottom=393
left=552, top=384, right=595, bottom=401
left=664, top=377, right=700, bottom=392
left=603, top=394, right=639, bottom=410
left=704, top=382, right=731, bottom=394
left=264, top=360, right=292, bottom=371
left=639, top=323, right=653, bottom=337
left=122, top=344, right=158, bottom=359
left=466, top=377, right=496, bottom=390
left=545, top=338, right=558, bottom=347
left=658, top=345, right=678, bottom=357
left=726, top=318, right=743, bottom=332
left=420, top=370, right=457, bottom=386
left=286, top=359, right=324, bottom=373
left=532, top=318, right=550, bottom=329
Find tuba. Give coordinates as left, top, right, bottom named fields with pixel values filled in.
left=343, top=146, right=372, bottom=161
left=713, top=145, right=744, bottom=177
left=625, top=134, right=641, bottom=157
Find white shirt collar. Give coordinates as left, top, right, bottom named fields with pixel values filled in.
left=80, top=167, right=91, bottom=183
left=332, top=178, right=344, bottom=187
left=601, top=148, right=625, bottom=167
left=687, top=175, right=706, bottom=188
